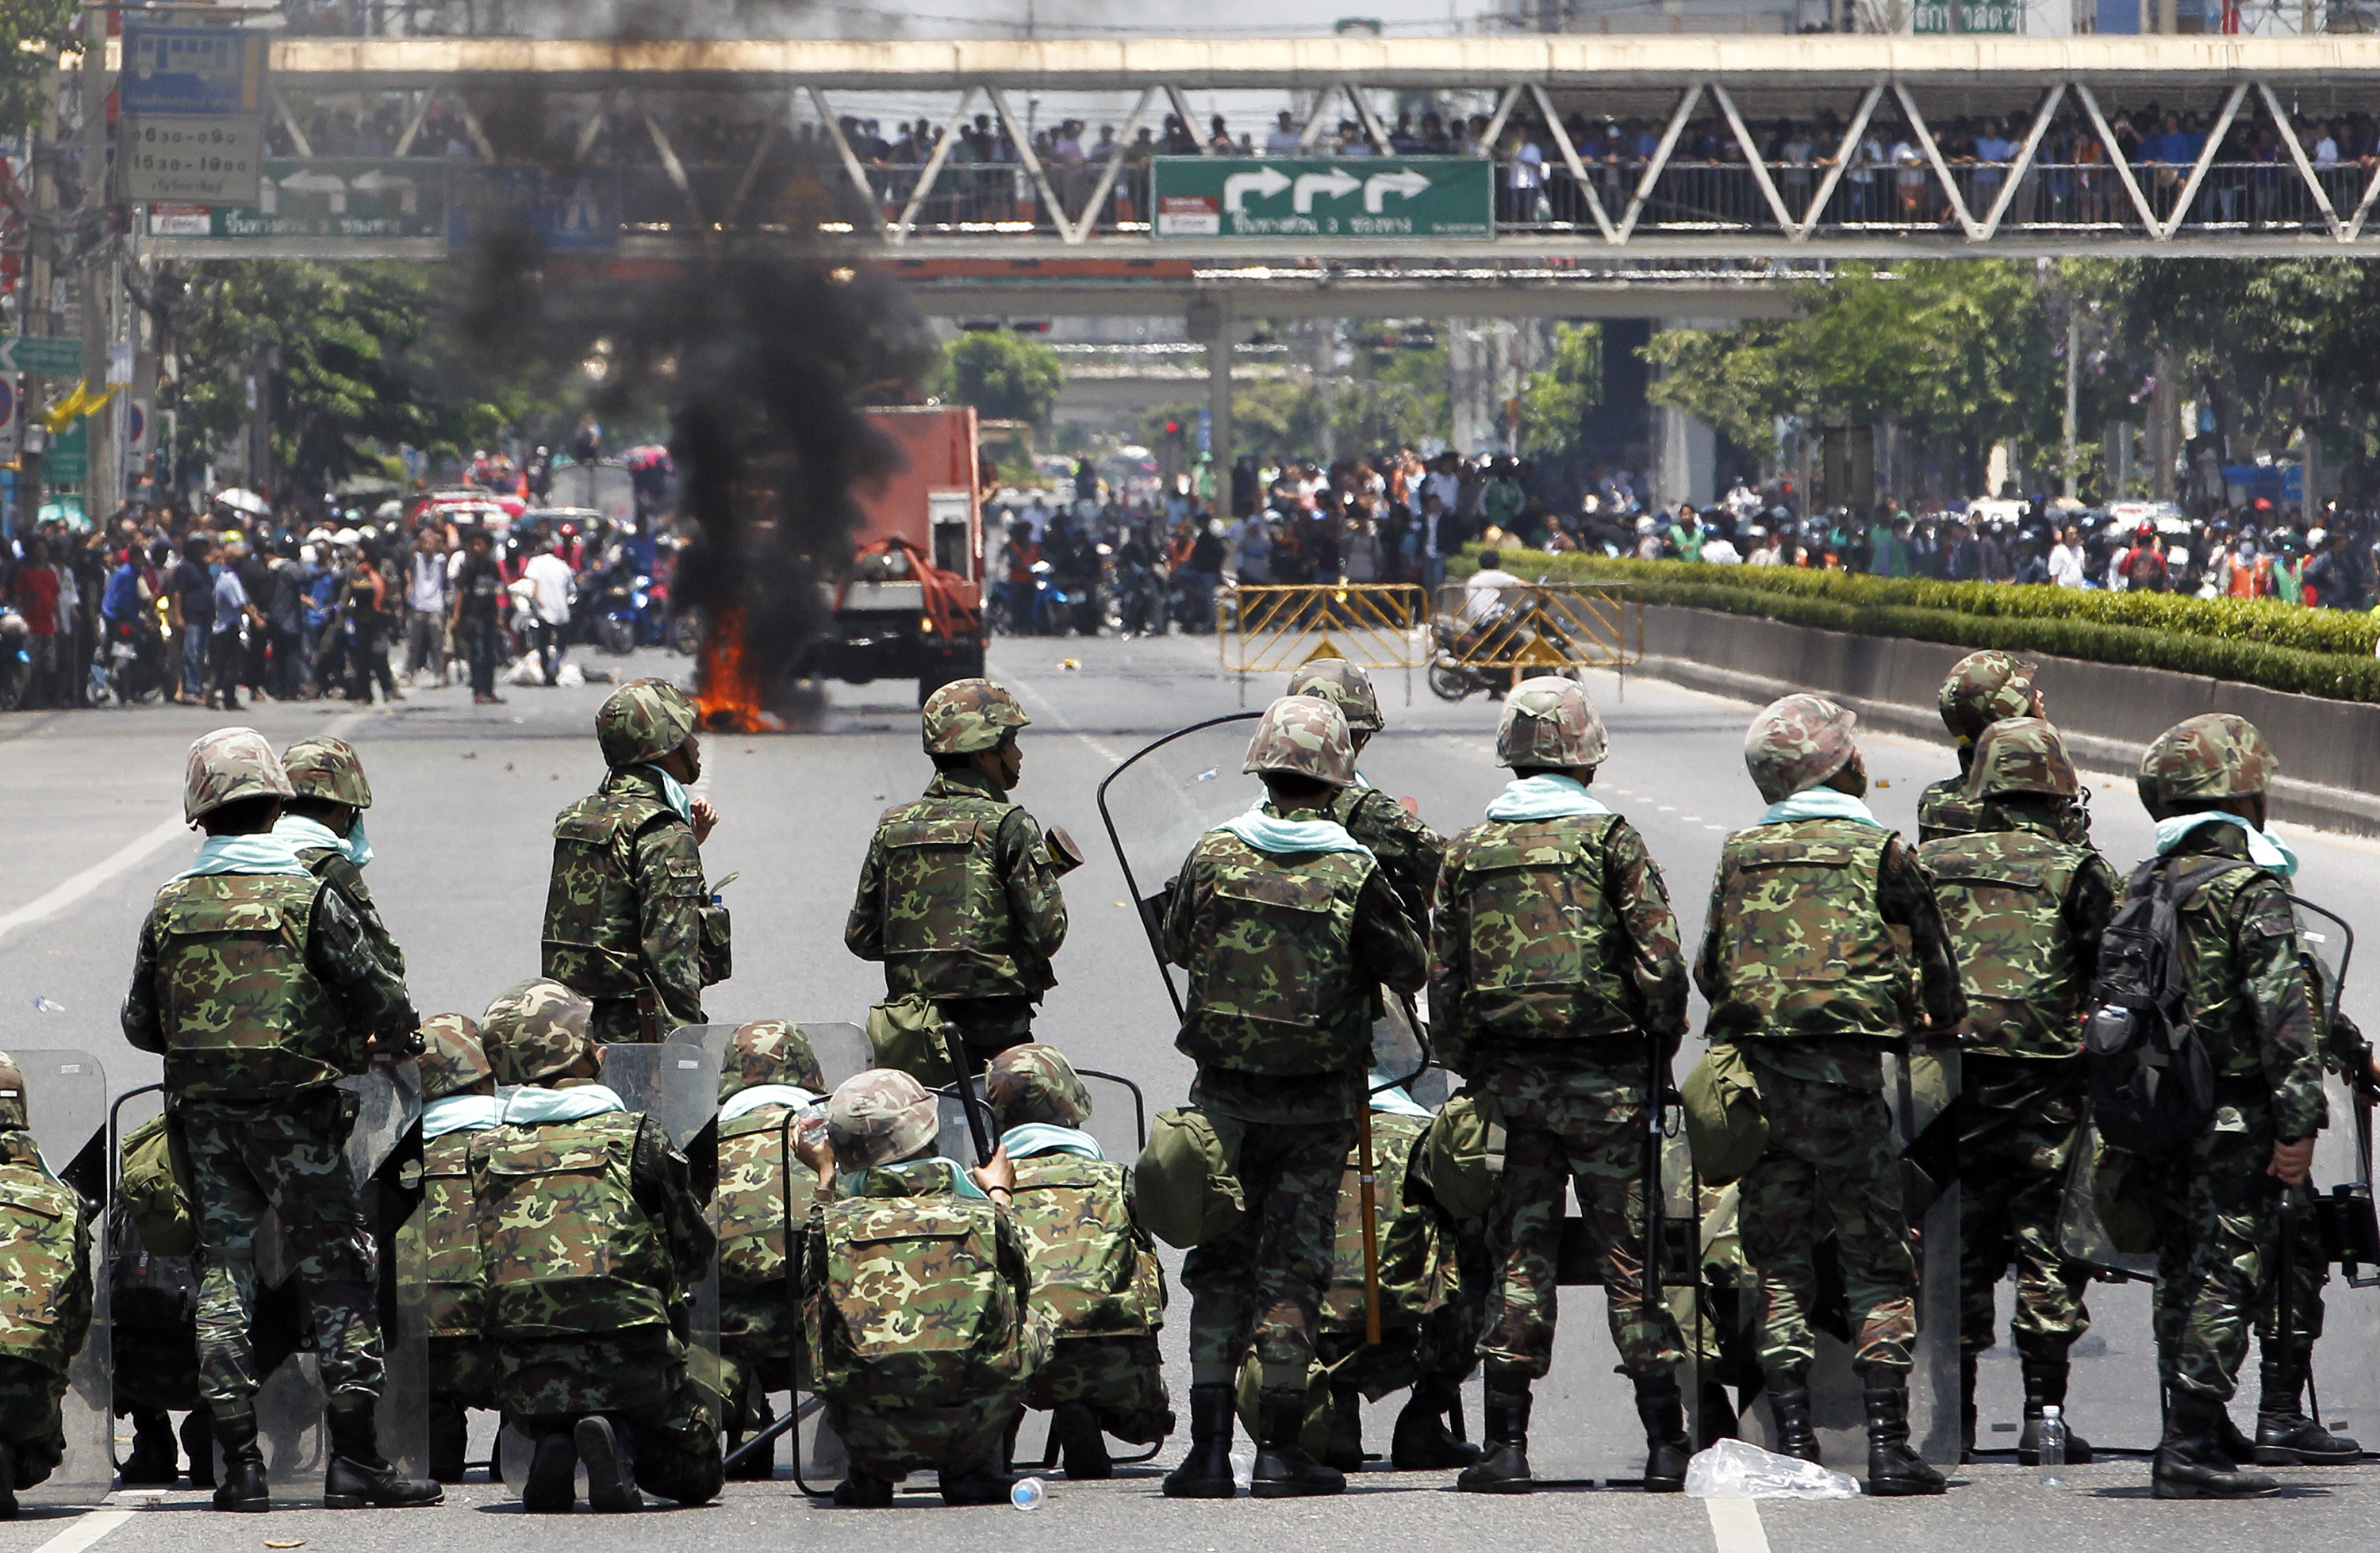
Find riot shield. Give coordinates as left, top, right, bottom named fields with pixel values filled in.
left=667, top=1021, right=873, bottom=1095
left=3, top=1050, right=110, bottom=1509
left=2290, top=898, right=2380, bottom=1453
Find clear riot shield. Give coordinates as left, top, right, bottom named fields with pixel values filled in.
left=2290, top=898, right=2380, bottom=1451
left=3, top=1050, right=111, bottom=1509
left=666, top=1022, right=873, bottom=1095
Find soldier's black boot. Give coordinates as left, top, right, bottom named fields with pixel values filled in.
left=1161, top=1382, right=1238, bottom=1500
left=210, top=1409, right=270, bottom=1513
left=1252, top=1389, right=1345, bottom=1498
left=324, top=1399, right=445, bottom=1509
left=939, top=1458, right=1013, bottom=1507
left=1767, top=1383, right=1821, bottom=1465
left=120, top=1409, right=179, bottom=1486
left=725, top=1391, right=777, bottom=1481
left=1455, top=1378, right=1533, bottom=1494
left=0, top=1439, right=17, bottom=1519
left=831, top=1471, right=895, bottom=1508
left=1052, top=1402, right=1113, bottom=1479
left=429, top=1397, right=469, bottom=1484
left=1860, top=1370, right=1947, bottom=1497
left=2017, top=1356, right=2094, bottom=1466
left=180, top=1411, right=217, bottom=1489
left=1959, top=1353, right=1978, bottom=1462
left=1634, top=1374, right=1692, bottom=1494
left=2155, top=1392, right=2279, bottom=1498
left=1321, top=1382, right=1366, bottom=1471
left=1391, top=1378, right=1481, bottom=1471
left=2255, top=1359, right=2362, bottom=1465
left=522, top=1428, right=577, bottom=1513
left=575, top=1416, right=644, bottom=1513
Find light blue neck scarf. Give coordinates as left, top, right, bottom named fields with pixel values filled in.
left=2155, top=811, right=2298, bottom=877
left=634, top=765, right=693, bottom=824
left=1760, top=788, right=1885, bottom=829
left=1486, top=773, right=1611, bottom=823
left=422, top=1094, right=505, bottom=1140
left=501, top=1083, right=628, bottom=1125
left=720, top=1083, right=820, bottom=1125
left=1218, top=804, right=1372, bottom=857
left=1000, top=1122, right=1103, bottom=1160
left=841, top=1156, right=988, bottom=1200
left=175, top=834, right=309, bottom=881
left=274, top=813, right=374, bottom=870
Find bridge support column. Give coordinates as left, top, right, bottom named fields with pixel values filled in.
left=1190, top=297, right=1235, bottom=516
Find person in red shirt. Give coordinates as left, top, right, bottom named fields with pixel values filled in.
left=13, top=536, right=61, bottom=707
left=2119, top=523, right=2171, bottom=592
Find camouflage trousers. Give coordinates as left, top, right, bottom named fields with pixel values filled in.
left=519, top=1361, right=722, bottom=1506
left=1480, top=1068, right=1686, bottom=1380
left=1026, top=1334, right=1173, bottom=1444
left=719, top=1292, right=803, bottom=1441
left=0, top=1357, right=66, bottom=1488
left=831, top=1389, right=1024, bottom=1481
left=493, top=1329, right=686, bottom=1418
left=429, top=1335, right=496, bottom=1413
left=1960, top=1056, right=2092, bottom=1364
left=2252, top=1182, right=2330, bottom=1359
left=1184, top=1118, right=1356, bottom=1391
left=2145, top=1097, right=2284, bottom=1404
left=175, top=1093, right=382, bottom=1413
left=1737, top=1067, right=1917, bottom=1379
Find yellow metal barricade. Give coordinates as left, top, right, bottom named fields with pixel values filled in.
left=1217, top=583, right=1430, bottom=676
left=1432, top=581, right=1644, bottom=670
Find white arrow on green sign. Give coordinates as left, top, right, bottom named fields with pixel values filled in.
left=0, top=336, right=84, bottom=375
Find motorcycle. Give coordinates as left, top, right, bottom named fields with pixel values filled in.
left=1112, top=550, right=1168, bottom=638
left=101, top=611, right=169, bottom=705
left=1427, top=612, right=1557, bottom=703
left=0, top=609, right=27, bottom=711
left=596, top=573, right=646, bottom=657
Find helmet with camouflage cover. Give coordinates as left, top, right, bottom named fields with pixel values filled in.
left=596, top=678, right=698, bottom=769
left=720, top=1019, right=827, bottom=1104
left=827, top=1068, right=940, bottom=1169
left=1743, top=694, right=1860, bottom=804
left=921, top=677, right=1031, bottom=755
left=418, top=1014, right=493, bottom=1102
left=0, top=1053, right=25, bottom=1131
left=1937, top=650, right=2038, bottom=745
left=1967, top=716, right=2079, bottom=801
left=1498, top=675, right=1609, bottom=769
left=480, top=978, right=595, bottom=1087
left=282, top=735, right=374, bottom=809
left=1242, top=695, right=1357, bottom=788
left=2136, top=711, right=2278, bottom=820
left=984, top=1042, right=1093, bottom=1131
left=184, top=727, right=296, bottom=824
left=1286, top=657, right=1383, bottom=735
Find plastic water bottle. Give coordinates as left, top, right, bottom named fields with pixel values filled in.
left=2036, top=1404, right=2068, bottom=1487
left=1009, top=1475, right=1046, bottom=1511
left=29, top=998, right=62, bottom=1014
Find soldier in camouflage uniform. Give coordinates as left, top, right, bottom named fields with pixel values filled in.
left=1282, top=657, right=1445, bottom=934
left=846, top=678, right=1069, bottom=1065
left=1158, top=696, right=1429, bottom=1501
left=1432, top=677, right=1694, bottom=1494
left=792, top=1068, right=1043, bottom=1507
left=413, top=1014, right=501, bottom=1482
left=1914, top=718, right=2119, bottom=1463
left=0, top=1054, right=93, bottom=1517
left=120, top=728, right=440, bottom=1514
left=469, top=977, right=721, bottom=1513
left=276, top=737, right=404, bottom=977
left=543, top=680, right=728, bottom=1043
left=1917, top=650, right=2045, bottom=842
left=983, top=1043, right=1169, bottom=1478
left=2118, top=713, right=2328, bottom=1500
left=1695, top=695, right=1967, bottom=1496
left=712, top=1019, right=827, bottom=1478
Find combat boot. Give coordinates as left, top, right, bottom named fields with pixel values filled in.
left=1161, top=1382, right=1238, bottom=1500
left=1455, top=1378, right=1532, bottom=1494
left=180, top=1411, right=217, bottom=1489
left=210, top=1409, right=270, bottom=1513
left=1633, top=1374, right=1692, bottom=1494
left=324, top=1399, right=444, bottom=1509
left=1766, top=1383, right=1821, bottom=1465
left=1959, top=1353, right=1978, bottom=1462
left=1860, top=1370, right=1947, bottom=1497
left=576, top=1416, right=643, bottom=1513
left=726, top=1392, right=778, bottom=1481
left=0, top=1439, right=16, bottom=1519
left=2017, top=1356, right=2093, bottom=1466
left=2255, top=1360, right=2362, bottom=1466
left=831, top=1471, right=894, bottom=1507
left=429, top=1397, right=469, bottom=1484
left=1252, top=1389, right=1345, bottom=1498
left=1391, top=1378, right=1480, bottom=1471
left=520, top=1429, right=578, bottom=1513
left=1322, top=1382, right=1366, bottom=1471
left=2155, top=1392, right=2279, bottom=1498
left=119, top=1409, right=178, bottom=1486
left=940, top=1459, right=1012, bottom=1506
left=1049, top=1402, right=1113, bottom=1479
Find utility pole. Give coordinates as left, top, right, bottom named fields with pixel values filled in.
left=2063, top=309, right=2079, bottom=497
left=79, top=1, right=113, bottom=523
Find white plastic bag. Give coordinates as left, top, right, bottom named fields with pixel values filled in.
left=1683, top=1437, right=1862, bottom=1500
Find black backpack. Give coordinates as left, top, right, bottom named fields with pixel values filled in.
left=2082, top=856, right=2244, bottom=1159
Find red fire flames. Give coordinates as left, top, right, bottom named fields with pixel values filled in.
left=695, top=607, right=782, bottom=733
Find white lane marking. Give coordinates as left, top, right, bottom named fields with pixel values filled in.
left=30, top=1508, right=134, bottom=1553
left=1705, top=1497, right=1772, bottom=1553
left=1000, top=675, right=1126, bottom=765
left=0, top=816, right=189, bottom=949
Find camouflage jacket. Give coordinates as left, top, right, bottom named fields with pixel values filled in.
left=1007, top=1150, right=1164, bottom=1340
left=123, top=872, right=419, bottom=1099
left=1319, top=1111, right=1444, bottom=1336
left=1917, top=806, right=2121, bottom=1060
left=714, top=1102, right=821, bottom=1297
left=1432, top=811, right=1687, bottom=1069
left=1694, top=816, right=1967, bottom=1047
left=1269, top=784, right=1445, bottom=940
left=294, top=846, right=405, bottom=981
left=416, top=1127, right=487, bottom=1342
left=1916, top=773, right=1979, bottom=844
left=1161, top=826, right=1427, bottom=1079
left=541, top=766, right=717, bottom=1029
left=0, top=1133, right=91, bottom=1375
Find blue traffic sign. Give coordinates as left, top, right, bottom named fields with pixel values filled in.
left=448, top=167, right=620, bottom=253
left=121, top=27, right=267, bottom=117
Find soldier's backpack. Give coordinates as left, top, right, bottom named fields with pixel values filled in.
left=118, top=1114, right=197, bottom=1257
left=808, top=1188, right=1023, bottom=1409
left=1006, top=1154, right=1162, bottom=1337
left=2082, top=856, right=2238, bottom=1160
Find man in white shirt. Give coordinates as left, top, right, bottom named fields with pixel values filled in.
left=522, top=537, right=576, bottom=685
left=1460, top=549, right=1522, bottom=627
left=1264, top=111, right=1303, bottom=155
left=2047, top=523, right=2087, bottom=589
left=405, top=527, right=451, bottom=682
left=1231, top=510, right=1272, bottom=585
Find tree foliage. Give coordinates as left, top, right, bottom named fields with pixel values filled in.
left=0, top=0, right=75, bottom=140
left=1518, top=323, right=1602, bottom=454
left=935, top=328, right=1065, bottom=425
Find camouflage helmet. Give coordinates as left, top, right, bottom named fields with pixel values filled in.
left=720, top=1019, right=827, bottom=1103
left=479, top=978, right=595, bottom=1087
left=1967, top=716, right=2079, bottom=801
left=2136, top=712, right=2278, bottom=820
left=1497, top=675, right=1609, bottom=769
left=596, top=678, right=699, bottom=769
left=921, top=677, right=1031, bottom=755
left=417, top=1014, right=493, bottom=1102
left=1242, top=695, right=1357, bottom=788
left=0, top=1053, right=25, bottom=1131
left=1937, top=650, right=2038, bottom=744
left=1743, top=694, right=1860, bottom=804
left=282, top=735, right=374, bottom=809
left=1285, top=657, right=1383, bottom=735
left=983, top=1042, right=1093, bottom=1131
left=183, top=727, right=295, bottom=824
left=827, top=1068, right=940, bottom=1170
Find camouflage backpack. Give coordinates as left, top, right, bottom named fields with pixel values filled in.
left=713, top=1104, right=819, bottom=1293
left=416, top=1129, right=488, bottom=1344
left=1319, top=1113, right=1441, bottom=1336
left=866, top=791, right=1035, bottom=1002
left=0, top=1157, right=86, bottom=1372
left=470, top=1110, right=674, bottom=1339
left=1006, top=1153, right=1163, bottom=1339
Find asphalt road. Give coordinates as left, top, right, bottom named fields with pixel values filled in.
left=2, top=629, right=2378, bottom=1550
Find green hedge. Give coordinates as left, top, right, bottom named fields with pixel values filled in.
left=1453, top=551, right=2380, bottom=704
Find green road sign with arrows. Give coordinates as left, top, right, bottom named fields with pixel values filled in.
left=1150, top=157, right=1493, bottom=240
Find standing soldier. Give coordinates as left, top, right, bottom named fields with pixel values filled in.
left=1919, top=650, right=2046, bottom=842
left=413, top=1014, right=501, bottom=1483
left=846, top=678, right=1069, bottom=1067
left=120, top=728, right=441, bottom=1513
left=0, top=1054, right=93, bottom=1518
left=1915, top=719, right=2118, bottom=1462
left=277, top=736, right=402, bottom=975
left=1158, top=696, right=1427, bottom=1501
left=1283, top=657, right=1445, bottom=934
left=1695, top=695, right=1967, bottom=1497
left=1431, top=677, right=1693, bottom=1494
left=543, top=679, right=727, bottom=1043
